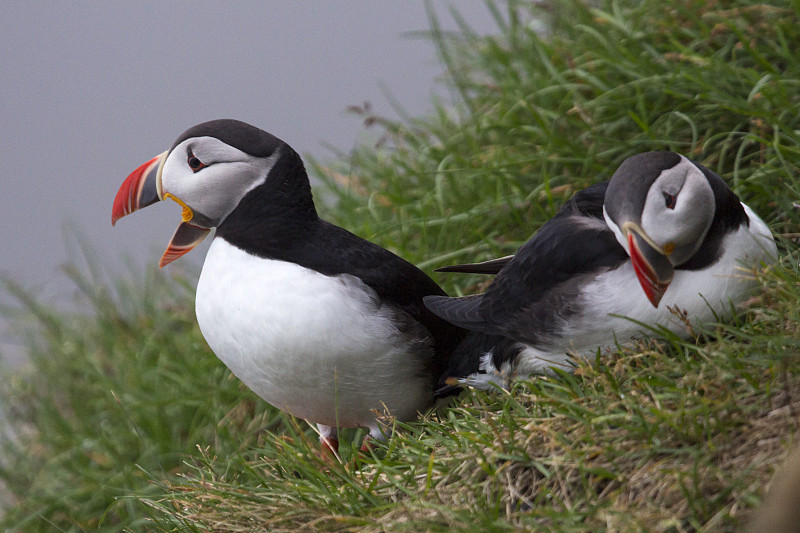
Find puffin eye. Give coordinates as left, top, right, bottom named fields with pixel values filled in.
left=663, top=192, right=677, bottom=210
left=187, top=151, right=206, bottom=173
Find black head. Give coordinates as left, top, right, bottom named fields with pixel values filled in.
left=170, top=118, right=284, bottom=159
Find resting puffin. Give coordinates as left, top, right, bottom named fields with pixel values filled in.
left=425, top=152, right=776, bottom=388
left=112, top=119, right=465, bottom=453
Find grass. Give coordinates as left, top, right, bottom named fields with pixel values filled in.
left=0, top=236, right=284, bottom=531
left=143, top=264, right=800, bottom=532
left=2, top=0, right=800, bottom=531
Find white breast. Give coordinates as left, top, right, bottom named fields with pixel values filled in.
left=194, top=238, right=434, bottom=431
left=514, top=203, right=777, bottom=374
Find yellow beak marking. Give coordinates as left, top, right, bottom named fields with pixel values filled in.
left=164, top=192, right=194, bottom=222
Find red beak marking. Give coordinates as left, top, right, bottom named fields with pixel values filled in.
left=159, top=222, right=211, bottom=268
left=111, top=154, right=162, bottom=225
left=628, top=233, right=669, bottom=307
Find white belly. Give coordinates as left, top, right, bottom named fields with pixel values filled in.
left=516, top=204, right=777, bottom=374
left=195, top=238, right=433, bottom=430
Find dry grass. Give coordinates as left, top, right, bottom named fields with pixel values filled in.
left=150, top=264, right=800, bottom=532
left=2, top=0, right=799, bottom=531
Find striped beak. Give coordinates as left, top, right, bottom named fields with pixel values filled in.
left=622, top=222, right=674, bottom=308
left=112, top=151, right=210, bottom=268
left=111, top=151, right=167, bottom=225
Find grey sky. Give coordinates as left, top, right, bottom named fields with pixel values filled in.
left=0, top=2, right=500, bottom=360
left=1, top=2, right=499, bottom=284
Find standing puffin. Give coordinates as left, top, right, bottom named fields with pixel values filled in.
left=424, top=152, right=776, bottom=388
left=112, top=119, right=465, bottom=453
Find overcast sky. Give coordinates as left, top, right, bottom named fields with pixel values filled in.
left=0, top=2, right=502, bottom=360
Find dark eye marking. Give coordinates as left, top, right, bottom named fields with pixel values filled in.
left=663, top=191, right=677, bottom=209
left=187, top=150, right=207, bottom=173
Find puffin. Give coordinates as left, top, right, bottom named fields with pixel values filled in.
left=112, top=119, right=465, bottom=453
left=424, top=151, right=777, bottom=389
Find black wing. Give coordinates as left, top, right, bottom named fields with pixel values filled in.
left=423, top=293, right=487, bottom=332
left=308, top=221, right=467, bottom=370
left=426, top=181, right=628, bottom=344
left=432, top=181, right=610, bottom=278
left=434, top=255, right=514, bottom=275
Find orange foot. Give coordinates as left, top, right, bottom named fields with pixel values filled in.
left=360, top=434, right=377, bottom=454
left=321, top=436, right=339, bottom=455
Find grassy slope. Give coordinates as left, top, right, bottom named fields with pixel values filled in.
left=2, top=0, right=800, bottom=531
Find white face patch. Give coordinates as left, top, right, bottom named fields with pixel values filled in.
left=639, top=155, right=715, bottom=265
left=160, top=137, right=280, bottom=227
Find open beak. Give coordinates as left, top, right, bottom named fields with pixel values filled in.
left=623, top=223, right=674, bottom=308
left=112, top=151, right=210, bottom=268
